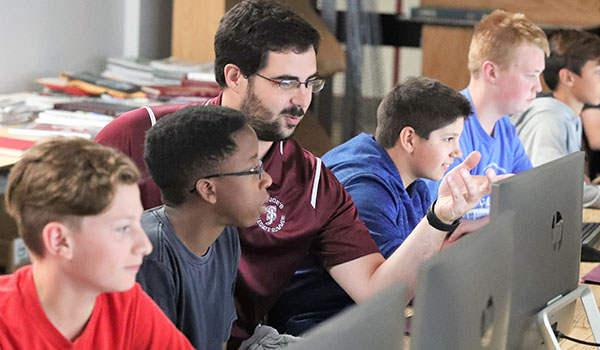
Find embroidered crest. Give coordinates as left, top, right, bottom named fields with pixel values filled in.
left=257, top=197, right=286, bottom=233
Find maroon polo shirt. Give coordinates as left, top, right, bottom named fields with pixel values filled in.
left=95, top=101, right=205, bottom=209
left=95, top=93, right=379, bottom=343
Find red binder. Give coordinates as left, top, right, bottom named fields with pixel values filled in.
left=0, top=136, right=36, bottom=157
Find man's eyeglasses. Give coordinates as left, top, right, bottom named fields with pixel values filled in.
left=189, top=161, right=264, bottom=193
left=254, top=73, right=325, bottom=93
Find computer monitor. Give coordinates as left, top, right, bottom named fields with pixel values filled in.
left=285, top=282, right=407, bottom=350
left=410, top=211, right=514, bottom=349
left=490, top=152, right=584, bottom=349
left=411, top=152, right=585, bottom=350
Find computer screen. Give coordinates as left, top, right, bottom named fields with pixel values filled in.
left=285, top=282, right=407, bottom=350
left=410, top=211, right=514, bottom=349
left=411, top=152, right=584, bottom=350
left=490, top=152, right=583, bottom=349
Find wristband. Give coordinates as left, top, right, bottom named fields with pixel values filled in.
left=426, top=200, right=461, bottom=233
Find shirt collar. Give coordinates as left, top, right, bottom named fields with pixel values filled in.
left=262, top=141, right=284, bottom=186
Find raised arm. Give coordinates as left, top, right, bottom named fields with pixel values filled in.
left=328, top=151, right=495, bottom=300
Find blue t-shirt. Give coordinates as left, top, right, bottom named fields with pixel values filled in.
left=424, top=87, right=532, bottom=219
left=136, top=206, right=240, bottom=350
left=268, top=133, right=429, bottom=335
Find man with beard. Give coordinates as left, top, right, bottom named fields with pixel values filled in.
left=96, top=0, right=496, bottom=347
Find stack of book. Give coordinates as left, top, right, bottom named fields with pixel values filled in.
left=103, top=57, right=181, bottom=86
left=102, top=56, right=221, bottom=102
left=102, top=56, right=216, bottom=87
left=60, top=72, right=146, bottom=99
left=6, top=101, right=131, bottom=139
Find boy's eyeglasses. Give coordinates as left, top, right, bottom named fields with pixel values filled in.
left=189, top=161, right=264, bottom=193
left=254, top=73, right=325, bottom=93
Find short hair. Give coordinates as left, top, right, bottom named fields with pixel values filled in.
left=543, top=29, right=600, bottom=90
left=5, top=137, right=140, bottom=257
left=144, top=105, right=247, bottom=206
left=468, top=10, right=549, bottom=77
left=375, top=77, right=472, bottom=149
left=214, top=0, right=321, bottom=88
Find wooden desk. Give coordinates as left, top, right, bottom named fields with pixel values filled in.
left=564, top=208, right=600, bottom=349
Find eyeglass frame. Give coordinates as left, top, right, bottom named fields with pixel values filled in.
left=253, top=73, right=325, bottom=93
left=188, top=160, right=264, bottom=193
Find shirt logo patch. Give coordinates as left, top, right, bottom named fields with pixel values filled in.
left=257, top=197, right=286, bottom=233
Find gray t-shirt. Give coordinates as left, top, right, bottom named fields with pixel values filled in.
left=136, top=206, right=240, bottom=350
left=511, top=96, right=600, bottom=208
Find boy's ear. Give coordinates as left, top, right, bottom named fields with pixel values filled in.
left=194, top=179, right=218, bottom=204
left=41, top=222, right=74, bottom=259
left=481, top=60, right=497, bottom=83
left=397, top=126, right=417, bottom=153
left=223, top=63, right=247, bottom=93
left=558, top=68, right=575, bottom=87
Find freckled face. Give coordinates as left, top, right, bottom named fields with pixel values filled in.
left=495, top=44, right=546, bottom=115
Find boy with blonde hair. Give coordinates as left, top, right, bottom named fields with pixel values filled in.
left=425, top=10, right=549, bottom=230
left=512, top=29, right=600, bottom=207
left=0, top=137, right=193, bottom=349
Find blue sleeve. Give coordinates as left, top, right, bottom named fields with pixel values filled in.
left=344, top=175, right=409, bottom=259
left=511, top=128, right=533, bottom=173
left=136, top=259, right=178, bottom=324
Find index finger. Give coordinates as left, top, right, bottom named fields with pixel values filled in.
left=452, top=151, right=481, bottom=174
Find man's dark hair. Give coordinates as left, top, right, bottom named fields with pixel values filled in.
left=144, top=105, right=246, bottom=206
left=375, top=77, right=472, bottom=149
left=214, top=0, right=321, bottom=88
left=544, top=29, right=600, bottom=91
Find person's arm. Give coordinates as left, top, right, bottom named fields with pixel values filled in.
left=516, top=111, right=569, bottom=167
left=445, top=216, right=490, bottom=244
left=343, top=175, right=417, bottom=259
left=583, top=182, right=600, bottom=208
left=328, top=151, right=495, bottom=300
left=582, top=106, right=600, bottom=150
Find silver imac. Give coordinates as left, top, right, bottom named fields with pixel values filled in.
left=285, top=282, right=408, bottom=350
left=411, top=152, right=598, bottom=349
left=410, top=211, right=514, bottom=349
left=490, top=152, right=585, bottom=349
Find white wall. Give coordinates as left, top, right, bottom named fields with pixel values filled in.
left=0, top=0, right=171, bottom=94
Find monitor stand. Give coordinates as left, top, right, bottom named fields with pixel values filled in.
left=537, top=285, right=600, bottom=349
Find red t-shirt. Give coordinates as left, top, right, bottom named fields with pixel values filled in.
left=95, top=94, right=380, bottom=341
left=0, top=266, right=194, bottom=350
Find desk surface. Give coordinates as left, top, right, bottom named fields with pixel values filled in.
left=563, top=209, right=600, bottom=349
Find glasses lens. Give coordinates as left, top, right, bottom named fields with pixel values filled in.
left=279, top=80, right=300, bottom=90
left=256, top=160, right=263, bottom=179
left=309, top=79, right=325, bottom=92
